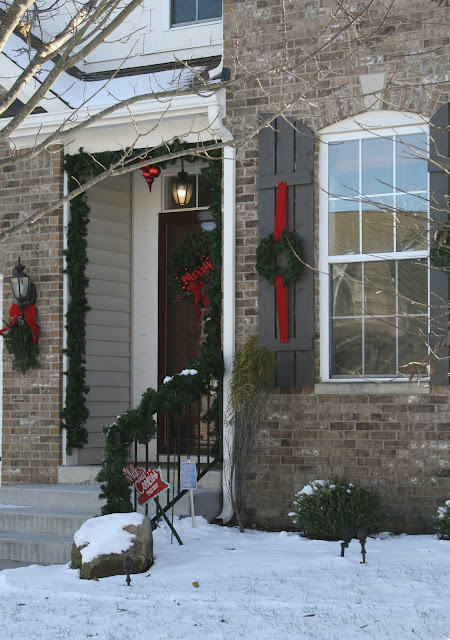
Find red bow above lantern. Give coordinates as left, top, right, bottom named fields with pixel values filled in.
left=0, top=303, right=39, bottom=343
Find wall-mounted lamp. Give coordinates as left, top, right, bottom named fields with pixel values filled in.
left=11, top=257, right=35, bottom=311
left=172, top=161, right=193, bottom=206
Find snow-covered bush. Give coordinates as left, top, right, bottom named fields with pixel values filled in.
left=289, top=478, right=384, bottom=541
left=433, top=499, right=450, bottom=540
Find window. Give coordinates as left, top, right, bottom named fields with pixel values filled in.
left=163, top=169, right=212, bottom=211
left=171, top=0, right=221, bottom=26
left=320, top=120, right=430, bottom=380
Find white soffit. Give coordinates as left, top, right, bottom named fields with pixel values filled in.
left=7, top=90, right=225, bottom=153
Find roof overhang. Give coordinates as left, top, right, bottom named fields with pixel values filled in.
left=5, top=88, right=230, bottom=153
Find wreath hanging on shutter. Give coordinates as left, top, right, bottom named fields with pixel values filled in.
left=255, top=230, right=303, bottom=285
left=255, top=182, right=303, bottom=343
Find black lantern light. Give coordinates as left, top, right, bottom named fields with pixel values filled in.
left=11, top=257, right=32, bottom=311
left=172, top=160, right=193, bottom=206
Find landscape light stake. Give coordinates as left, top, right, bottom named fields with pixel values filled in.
left=123, top=555, right=133, bottom=586
left=340, top=527, right=354, bottom=557
left=357, top=528, right=367, bottom=564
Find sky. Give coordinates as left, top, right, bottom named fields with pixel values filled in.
left=0, top=515, right=449, bottom=640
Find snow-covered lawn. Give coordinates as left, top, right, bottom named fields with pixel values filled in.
left=0, top=518, right=449, bottom=640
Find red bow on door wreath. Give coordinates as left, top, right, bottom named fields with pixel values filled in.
left=255, top=182, right=303, bottom=343
left=0, top=303, right=39, bottom=343
left=180, top=259, right=213, bottom=321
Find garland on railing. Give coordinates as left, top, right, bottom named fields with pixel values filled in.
left=62, top=142, right=222, bottom=508
left=97, top=152, right=223, bottom=514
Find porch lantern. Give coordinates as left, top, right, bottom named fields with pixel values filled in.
left=172, top=161, right=193, bottom=206
left=11, top=257, right=31, bottom=311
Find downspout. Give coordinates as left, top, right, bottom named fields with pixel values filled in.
left=208, top=97, right=236, bottom=523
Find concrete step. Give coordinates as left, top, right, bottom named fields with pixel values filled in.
left=0, top=532, right=74, bottom=564
left=0, top=506, right=98, bottom=535
left=58, top=465, right=222, bottom=490
left=0, top=483, right=222, bottom=565
left=0, top=484, right=105, bottom=511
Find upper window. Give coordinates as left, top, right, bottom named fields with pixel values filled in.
left=320, top=121, right=430, bottom=380
left=171, top=0, right=222, bottom=26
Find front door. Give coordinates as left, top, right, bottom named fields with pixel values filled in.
left=158, top=210, right=213, bottom=452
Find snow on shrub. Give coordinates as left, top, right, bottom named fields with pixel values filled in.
left=433, top=499, right=450, bottom=540
left=289, top=477, right=384, bottom=541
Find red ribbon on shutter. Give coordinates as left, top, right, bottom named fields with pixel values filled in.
left=0, top=304, right=39, bottom=343
left=274, top=182, right=289, bottom=343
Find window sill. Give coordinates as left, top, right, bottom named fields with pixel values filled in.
left=170, top=18, right=222, bottom=30
left=314, top=381, right=430, bottom=395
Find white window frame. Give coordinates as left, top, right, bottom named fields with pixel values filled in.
left=169, top=0, right=222, bottom=28
left=319, top=113, right=430, bottom=382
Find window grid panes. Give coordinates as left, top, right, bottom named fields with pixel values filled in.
left=171, top=0, right=222, bottom=26
left=163, top=173, right=212, bottom=211
left=327, top=131, right=429, bottom=378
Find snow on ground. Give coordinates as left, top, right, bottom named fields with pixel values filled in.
left=0, top=518, right=449, bottom=640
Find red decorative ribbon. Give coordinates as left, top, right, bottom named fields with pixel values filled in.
left=140, top=165, right=161, bottom=192
left=186, top=280, right=210, bottom=321
left=0, top=304, right=39, bottom=343
left=274, top=182, right=289, bottom=343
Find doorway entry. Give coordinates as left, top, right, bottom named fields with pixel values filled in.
left=158, top=210, right=214, bottom=453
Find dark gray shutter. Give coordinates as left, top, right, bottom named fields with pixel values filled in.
left=429, top=102, right=449, bottom=385
left=257, top=115, right=315, bottom=387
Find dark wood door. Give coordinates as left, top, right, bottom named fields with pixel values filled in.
left=158, top=210, right=213, bottom=452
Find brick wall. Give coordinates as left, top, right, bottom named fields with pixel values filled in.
left=223, top=0, right=450, bottom=532
left=1, top=143, right=64, bottom=484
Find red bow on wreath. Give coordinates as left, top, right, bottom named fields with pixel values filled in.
left=185, top=280, right=210, bottom=321
left=0, top=303, right=39, bottom=343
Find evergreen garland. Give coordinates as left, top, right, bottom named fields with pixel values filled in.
left=61, top=156, right=91, bottom=453
left=63, top=143, right=223, bottom=511
left=3, top=321, right=40, bottom=374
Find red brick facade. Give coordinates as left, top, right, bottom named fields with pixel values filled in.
left=1, top=144, right=64, bottom=484
left=223, top=0, right=449, bottom=532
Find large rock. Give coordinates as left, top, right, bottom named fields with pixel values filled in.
left=71, top=512, right=153, bottom=580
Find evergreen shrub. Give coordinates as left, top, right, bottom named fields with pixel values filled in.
left=433, top=499, right=450, bottom=540
left=289, top=478, right=384, bottom=540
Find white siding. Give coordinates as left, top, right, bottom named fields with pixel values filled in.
left=78, top=174, right=132, bottom=465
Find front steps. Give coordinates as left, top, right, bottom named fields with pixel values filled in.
left=0, top=478, right=222, bottom=565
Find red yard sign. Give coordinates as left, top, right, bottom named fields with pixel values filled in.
left=123, top=463, right=170, bottom=505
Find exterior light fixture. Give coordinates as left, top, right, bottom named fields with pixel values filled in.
left=123, top=555, right=133, bottom=586
left=357, top=528, right=367, bottom=564
left=11, top=257, right=34, bottom=311
left=172, top=161, right=193, bottom=206
left=340, top=526, right=354, bottom=557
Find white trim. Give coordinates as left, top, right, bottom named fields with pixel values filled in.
left=219, top=144, right=236, bottom=523
left=319, top=116, right=430, bottom=382
left=320, top=111, right=429, bottom=136
left=0, top=275, right=2, bottom=485
left=7, top=91, right=225, bottom=152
